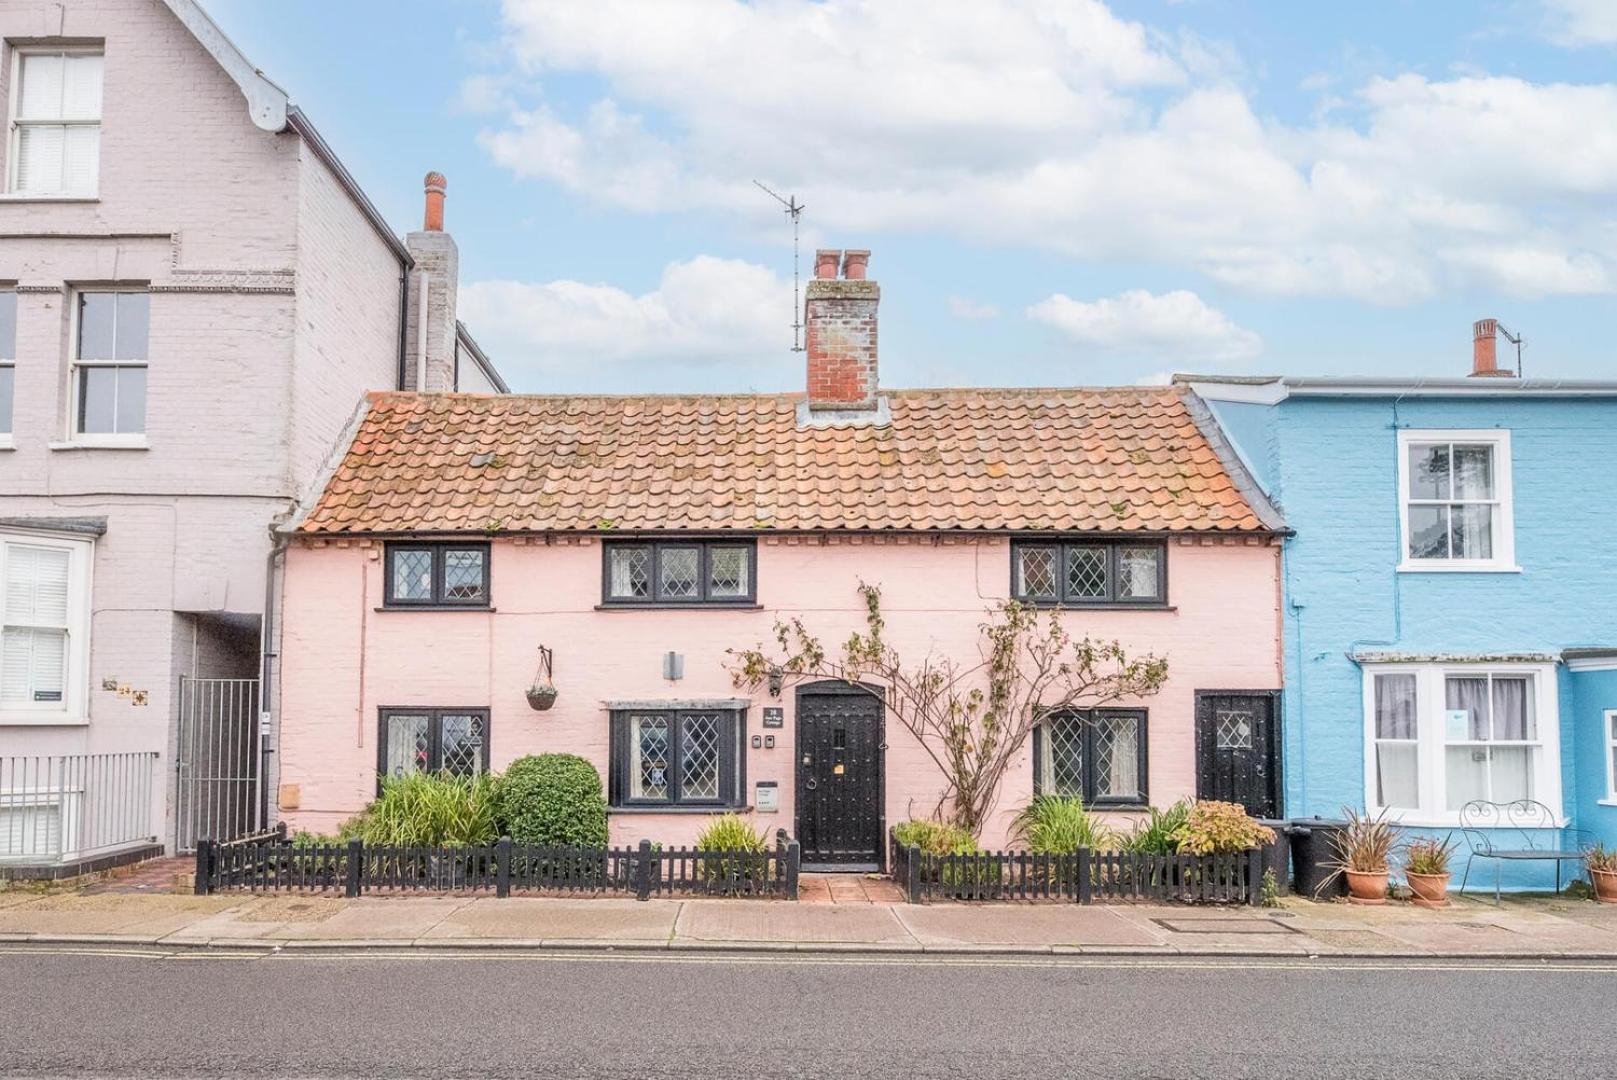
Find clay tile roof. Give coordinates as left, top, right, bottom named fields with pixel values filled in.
left=296, top=388, right=1277, bottom=535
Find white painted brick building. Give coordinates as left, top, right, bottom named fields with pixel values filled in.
left=0, top=0, right=504, bottom=866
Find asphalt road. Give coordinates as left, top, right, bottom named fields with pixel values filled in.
left=2, top=947, right=1612, bottom=1078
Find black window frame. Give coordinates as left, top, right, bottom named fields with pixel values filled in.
left=1031, top=708, right=1149, bottom=808
left=383, top=541, right=491, bottom=608
left=375, top=707, right=492, bottom=793
left=601, top=539, right=757, bottom=607
left=608, top=708, right=746, bottom=809
left=1011, top=538, right=1168, bottom=608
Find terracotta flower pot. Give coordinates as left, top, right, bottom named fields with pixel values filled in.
left=1345, top=869, right=1389, bottom=905
left=1405, top=870, right=1451, bottom=909
left=1592, top=868, right=1617, bottom=905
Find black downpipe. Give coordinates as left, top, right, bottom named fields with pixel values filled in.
left=395, top=260, right=410, bottom=390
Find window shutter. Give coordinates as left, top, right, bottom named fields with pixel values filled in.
left=61, top=127, right=100, bottom=196
left=5, top=545, right=70, bottom=625
left=17, top=54, right=65, bottom=119
left=61, top=53, right=103, bottom=120
left=13, top=126, right=65, bottom=193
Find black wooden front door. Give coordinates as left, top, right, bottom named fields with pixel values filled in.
left=1195, top=691, right=1281, bottom=818
left=796, top=684, right=884, bottom=870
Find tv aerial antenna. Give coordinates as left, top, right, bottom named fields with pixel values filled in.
left=753, top=179, right=805, bottom=352
left=1497, top=322, right=1525, bottom=379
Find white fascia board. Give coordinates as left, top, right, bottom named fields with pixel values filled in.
left=161, top=0, right=288, bottom=132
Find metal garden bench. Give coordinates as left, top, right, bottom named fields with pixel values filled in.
left=1458, top=799, right=1592, bottom=903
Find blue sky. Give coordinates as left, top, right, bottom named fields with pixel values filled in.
left=207, top=0, right=1615, bottom=393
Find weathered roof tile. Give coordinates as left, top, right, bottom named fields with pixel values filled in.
left=297, top=388, right=1271, bottom=534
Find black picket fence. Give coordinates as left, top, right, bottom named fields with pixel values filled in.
left=195, top=825, right=800, bottom=900
left=889, top=829, right=1267, bottom=905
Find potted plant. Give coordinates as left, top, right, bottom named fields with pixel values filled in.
left=1403, top=834, right=1457, bottom=908
left=1327, top=807, right=1398, bottom=905
left=1588, top=843, right=1617, bottom=904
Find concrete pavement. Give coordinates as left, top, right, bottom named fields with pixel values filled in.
left=3, top=883, right=1617, bottom=957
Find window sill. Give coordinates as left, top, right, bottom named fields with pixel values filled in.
left=0, top=437, right=13, bottom=451
left=49, top=437, right=149, bottom=451
left=0, top=713, right=90, bottom=727
left=595, top=603, right=764, bottom=612
left=1396, top=562, right=1522, bottom=574
left=609, top=805, right=753, bottom=815
left=374, top=605, right=494, bottom=613
left=0, top=193, right=99, bottom=203
left=1020, top=602, right=1175, bottom=612
left=1596, top=799, right=1617, bottom=808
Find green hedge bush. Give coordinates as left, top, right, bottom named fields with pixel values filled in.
left=496, top=754, right=609, bottom=847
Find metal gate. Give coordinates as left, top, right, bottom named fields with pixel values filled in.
left=176, top=677, right=262, bottom=852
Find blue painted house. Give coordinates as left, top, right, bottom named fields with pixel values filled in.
left=1183, top=321, right=1617, bottom=891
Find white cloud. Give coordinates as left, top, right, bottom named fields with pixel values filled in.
left=457, top=256, right=797, bottom=387
left=1541, top=0, right=1617, bottom=46
left=472, top=0, right=1617, bottom=304
left=948, top=296, right=1000, bottom=320
left=1027, top=289, right=1262, bottom=365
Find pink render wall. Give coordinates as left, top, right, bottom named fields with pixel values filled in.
left=277, top=534, right=1281, bottom=849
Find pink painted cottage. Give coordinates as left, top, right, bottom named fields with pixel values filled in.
left=274, top=251, right=1286, bottom=865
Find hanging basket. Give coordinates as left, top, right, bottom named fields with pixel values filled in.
left=527, top=646, right=558, bottom=711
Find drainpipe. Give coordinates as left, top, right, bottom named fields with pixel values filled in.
left=258, top=534, right=286, bottom=830
left=394, top=262, right=409, bottom=390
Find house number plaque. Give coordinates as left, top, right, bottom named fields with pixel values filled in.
left=762, top=707, right=784, bottom=728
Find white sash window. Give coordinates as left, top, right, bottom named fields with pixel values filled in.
left=8, top=50, right=103, bottom=197
left=0, top=532, right=92, bottom=723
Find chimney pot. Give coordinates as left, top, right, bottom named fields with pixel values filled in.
left=423, top=171, right=448, bottom=231
left=841, top=250, right=870, bottom=280
left=814, top=249, right=841, bottom=280
left=1471, top=317, right=1509, bottom=377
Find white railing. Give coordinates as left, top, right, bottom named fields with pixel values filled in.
left=0, top=752, right=160, bottom=864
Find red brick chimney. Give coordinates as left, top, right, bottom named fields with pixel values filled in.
left=1471, top=318, right=1512, bottom=377
left=804, top=248, right=879, bottom=411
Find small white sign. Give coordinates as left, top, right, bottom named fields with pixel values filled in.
left=755, top=782, right=779, bottom=813
left=1445, top=709, right=1471, bottom=740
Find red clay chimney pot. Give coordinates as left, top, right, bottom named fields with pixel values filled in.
left=814, top=249, right=841, bottom=280
left=423, top=171, right=447, bottom=231
left=1472, top=317, right=1500, bottom=377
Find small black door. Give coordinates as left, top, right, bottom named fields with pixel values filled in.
left=1195, top=691, right=1281, bottom=818
left=796, top=683, right=884, bottom=870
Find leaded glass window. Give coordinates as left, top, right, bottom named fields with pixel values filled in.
left=384, top=543, right=491, bottom=607
left=378, top=708, right=489, bottom=790
left=1012, top=541, right=1164, bottom=606
left=603, top=541, right=756, bottom=605
left=611, top=708, right=743, bottom=807
left=1036, top=709, right=1148, bottom=806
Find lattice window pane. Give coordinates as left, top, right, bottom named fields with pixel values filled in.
left=1066, top=546, right=1108, bottom=599
left=679, top=713, right=721, bottom=799
left=442, top=549, right=487, bottom=602
left=439, top=714, right=486, bottom=777
left=1017, top=546, right=1058, bottom=600
left=391, top=550, right=433, bottom=602
left=1094, top=715, right=1141, bottom=799
left=609, top=547, right=651, bottom=599
left=660, top=548, right=699, bottom=599
left=709, top=547, right=749, bottom=598
left=1116, top=546, right=1160, bottom=600
left=1045, top=715, right=1085, bottom=797
left=631, top=715, right=670, bottom=800
left=385, top=714, right=431, bottom=779
left=1216, top=709, right=1254, bottom=750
